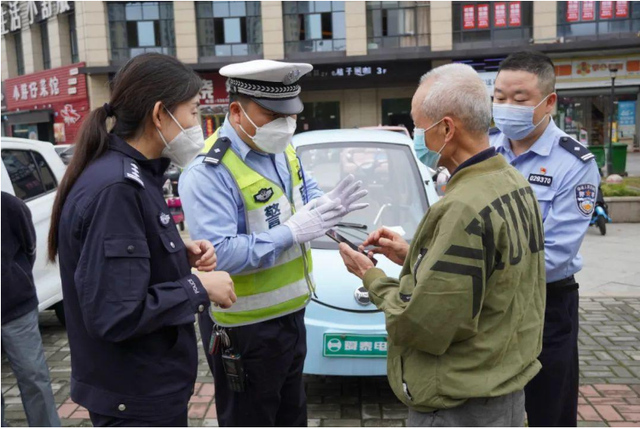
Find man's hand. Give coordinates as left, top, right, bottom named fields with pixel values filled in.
left=186, top=240, right=217, bottom=272
left=339, top=243, right=375, bottom=279
left=361, top=227, right=409, bottom=266
left=195, top=271, right=236, bottom=309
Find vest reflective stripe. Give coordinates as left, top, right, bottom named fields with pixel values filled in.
left=209, top=141, right=314, bottom=327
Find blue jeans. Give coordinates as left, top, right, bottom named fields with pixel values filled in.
left=1, top=308, right=60, bottom=427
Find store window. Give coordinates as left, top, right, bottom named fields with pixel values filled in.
left=382, top=98, right=412, bottom=131
left=297, top=102, right=341, bottom=132
left=15, top=32, right=25, bottom=76
left=557, top=1, right=640, bottom=41
left=367, top=2, right=430, bottom=51
left=196, top=2, right=262, bottom=59
left=41, top=22, right=51, bottom=70
left=283, top=2, right=346, bottom=54
left=452, top=1, right=532, bottom=49
left=107, top=2, right=176, bottom=64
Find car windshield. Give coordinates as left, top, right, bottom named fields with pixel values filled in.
left=297, top=142, right=429, bottom=249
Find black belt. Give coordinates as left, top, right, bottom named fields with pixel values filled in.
left=546, top=275, right=578, bottom=294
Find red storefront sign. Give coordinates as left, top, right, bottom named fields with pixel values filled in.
left=494, top=2, right=507, bottom=27
left=199, top=72, right=229, bottom=106
left=582, top=1, right=595, bottom=20
left=566, top=1, right=580, bottom=22
left=509, top=1, right=521, bottom=26
left=615, top=1, right=629, bottom=18
left=600, top=1, right=614, bottom=19
left=463, top=4, right=476, bottom=29
left=4, top=63, right=88, bottom=145
left=477, top=4, right=490, bottom=28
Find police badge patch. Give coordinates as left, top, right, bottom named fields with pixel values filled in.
left=254, top=188, right=274, bottom=203
left=159, top=212, right=171, bottom=227
left=575, top=184, right=596, bottom=217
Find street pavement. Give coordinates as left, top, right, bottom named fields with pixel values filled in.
left=2, top=224, right=640, bottom=427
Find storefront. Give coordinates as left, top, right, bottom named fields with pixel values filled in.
left=553, top=54, right=640, bottom=151
left=2, top=63, right=89, bottom=145
left=199, top=72, right=229, bottom=138
left=297, top=59, right=432, bottom=133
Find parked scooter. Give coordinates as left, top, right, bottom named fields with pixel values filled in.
left=163, top=164, right=185, bottom=231
left=590, top=184, right=611, bottom=236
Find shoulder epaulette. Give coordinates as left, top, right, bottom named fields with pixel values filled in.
left=123, top=158, right=144, bottom=188
left=203, top=137, right=232, bottom=166
left=558, top=136, right=595, bottom=163
left=489, top=127, right=501, bottom=136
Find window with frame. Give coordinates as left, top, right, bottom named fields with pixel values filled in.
left=196, top=1, right=262, bottom=59
left=1, top=150, right=57, bottom=201
left=67, top=10, right=79, bottom=63
left=557, top=1, right=640, bottom=40
left=41, top=21, right=51, bottom=70
left=283, top=1, right=346, bottom=54
left=14, top=32, right=25, bottom=76
left=452, top=1, right=532, bottom=48
left=366, top=2, right=430, bottom=51
left=107, top=2, right=175, bottom=64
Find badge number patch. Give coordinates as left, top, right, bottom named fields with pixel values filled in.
left=254, top=188, right=274, bottom=203
left=159, top=212, right=171, bottom=227
left=575, top=184, right=596, bottom=216
left=528, top=174, right=553, bottom=187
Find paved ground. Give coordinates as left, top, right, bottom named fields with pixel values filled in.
left=3, top=225, right=640, bottom=427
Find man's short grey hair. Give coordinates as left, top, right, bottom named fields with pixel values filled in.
left=418, top=63, right=492, bottom=135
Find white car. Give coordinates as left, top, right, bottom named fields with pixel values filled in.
left=293, top=129, right=439, bottom=376
left=1, top=137, right=67, bottom=324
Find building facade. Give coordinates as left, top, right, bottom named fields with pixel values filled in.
left=2, top=1, right=639, bottom=150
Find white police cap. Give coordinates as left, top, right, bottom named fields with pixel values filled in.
left=220, top=60, right=313, bottom=115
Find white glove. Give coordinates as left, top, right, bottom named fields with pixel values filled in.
left=285, top=199, right=344, bottom=244
left=310, top=175, right=369, bottom=216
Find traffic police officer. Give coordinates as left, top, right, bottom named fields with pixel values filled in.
left=48, top=53, right=236, bottom=427
left=179, top=60, right=368, bottom=426
left=490, top=51, right=601, bottom=427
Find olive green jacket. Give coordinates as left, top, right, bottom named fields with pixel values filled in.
left=363, top=154, right=546, bottom=412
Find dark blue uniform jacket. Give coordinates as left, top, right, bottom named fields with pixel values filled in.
left=57, top=135, right=210, bottom=420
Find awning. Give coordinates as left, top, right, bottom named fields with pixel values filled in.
left=1, top=109, right=53, bottom=125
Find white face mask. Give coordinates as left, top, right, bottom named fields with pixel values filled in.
left=238, top=104, right=297, bottom=154
left=157, top=108, right=204, bottom=168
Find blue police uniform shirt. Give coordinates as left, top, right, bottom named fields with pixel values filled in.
left=57, top=135, right=210, bottom=419
left=490, top=119, right=601, bottom=283
left=179, top=118, right=324, bottom=275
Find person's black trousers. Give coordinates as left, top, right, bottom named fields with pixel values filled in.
left=198, top=310, right=308, bottom=427
left=525, top=282, right=579, bottom=427
left=89, top=409, right=188, bottom=427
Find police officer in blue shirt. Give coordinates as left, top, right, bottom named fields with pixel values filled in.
left=47, top=54, right=237, bottom=427
left=179, top=60, right=368, bottom=426
left=490, top=51, right=600, bottom=427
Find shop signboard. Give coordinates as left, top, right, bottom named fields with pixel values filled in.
left=618, top=101, right=636, bottom=141
left=494, top=2, right=507, bottom=27
left=478, top=71, right=498, bottom=96
left=615, top=1, right=629, bottom=18
left=463, top=4, right=476, bottom=29
left=600, top=1, right=614, bottom=19
left=199, top=73, right=229, bottom=107
left=582, top=1, right=595, bottom=20
left=477, top=4, right=490, bottom=28
left=509, top=1, right=521, bottom=26
left=554, top=55, right=640, bottom=83
left=566, top=1, right=580, bottom=22
left=4, top=62, right=88, bottom=144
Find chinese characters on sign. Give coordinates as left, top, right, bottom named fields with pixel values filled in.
left=463, top=4, right=476, bottom=29
left=615, top=1, right=629, bottom=18
left=509, top=1, right=521, bottom=26
left=477, top=4, right=490, bottom=29
left=12, top=77, right=59, bottom=102
left=1, top=0, right=72, bottom=35
left=317, top=66, right=386, bottom=78
left=582, top=1, right=595, bottom=20
left=600, top=1, right=613, bottom=19
left=494, top=2, right=507, bottom=27
left=566, top=1, right=580, bottom=22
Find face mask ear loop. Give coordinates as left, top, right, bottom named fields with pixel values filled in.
left=237, top=103, right=260, bottom=141
left=533, top=94, right=553, bottom=128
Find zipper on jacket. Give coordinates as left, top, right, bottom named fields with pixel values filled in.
left=413, top=248, right=428, bottom=286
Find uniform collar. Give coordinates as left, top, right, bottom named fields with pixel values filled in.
left=109, top=134, right=170, bottom=177
left=219, top=117, right=270, bottom=161
left=496, top=119, right=560, bottom=158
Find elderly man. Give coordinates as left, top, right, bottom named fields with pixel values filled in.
left=339, top=63, right=546, bottom=427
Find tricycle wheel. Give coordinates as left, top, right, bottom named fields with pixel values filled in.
left=597, top=216, right=607, bottom=236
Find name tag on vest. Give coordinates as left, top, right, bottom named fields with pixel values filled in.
left=528, top=174, right=553, bottom=187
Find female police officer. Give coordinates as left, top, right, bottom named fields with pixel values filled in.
left=47, top=53, right=237, bottom=427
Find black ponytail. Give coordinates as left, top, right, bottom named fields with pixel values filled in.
left=48, top=53, right=202, bottom=262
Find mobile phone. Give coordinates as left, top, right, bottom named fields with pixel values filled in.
left=326, top=229, right=378, bottom=266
